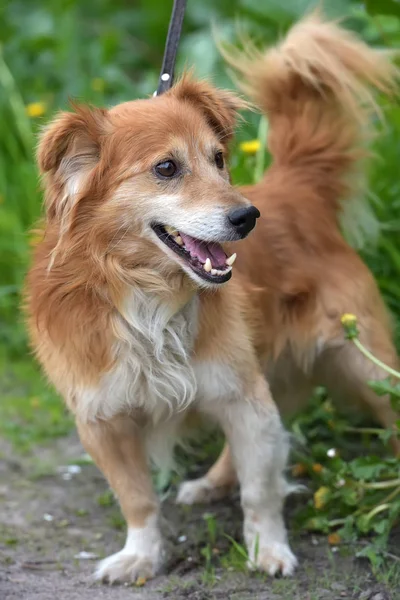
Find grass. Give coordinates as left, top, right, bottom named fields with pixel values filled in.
left=0, top=355, right=72, bottom=451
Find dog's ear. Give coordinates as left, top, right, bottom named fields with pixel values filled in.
left=37, top=104, right=109, bottom=224
left=171, top=74, right=249, bottom=145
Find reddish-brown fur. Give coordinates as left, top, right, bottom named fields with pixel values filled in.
left=25, top=14, right=399, bottom=583
left=226, top=14, right=400, bottom=426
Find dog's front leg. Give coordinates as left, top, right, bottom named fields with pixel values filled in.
left=202, top=374, right=297, bottom=576
left=76, top=416, right=163, bottom=584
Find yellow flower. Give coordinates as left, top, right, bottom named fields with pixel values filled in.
left=240, top=139, right=261, bottom=154
left=135, top=577, right=147, bottom=587
left=312, top=463, right=323, bottom=474
left=30, top=397, right=40, bottom=408
left=328, top=533, right=341, bottom=545
left=341, top=313, right=359, bottom=340
left=26, top=102, right=46, bottom=118
left=341, top=313, right=357, bottom=326
left=29, top=232, right=44, bottom=247
left=314, top=486, right=330, bottom=510
left=91, top=78, right=105, bottom=93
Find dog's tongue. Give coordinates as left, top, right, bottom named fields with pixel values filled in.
left=179, top=232, right=227, bottom=268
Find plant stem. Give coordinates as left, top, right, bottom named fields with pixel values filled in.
left=352, top=338, right=400, bottom=379
left=361, top=479, right=400, bottom=490
left=327, top=518, right=347, bottom=527
left=344, top=426, right=386, bottom=435
left=365, top=503, right=390, bottom=521
left=365, top=486, right=400, bottom=522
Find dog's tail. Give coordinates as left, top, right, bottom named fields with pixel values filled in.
left=226, top=13, right=398, bottom=210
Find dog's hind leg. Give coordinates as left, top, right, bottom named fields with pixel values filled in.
left=76, top=416, right=163, bottom=583
left=315, top=332, right=400, bottom=454
left=177, top=442, right=237, bottom=505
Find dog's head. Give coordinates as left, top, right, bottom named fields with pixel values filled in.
left=37, top=75, right=259, bottom=288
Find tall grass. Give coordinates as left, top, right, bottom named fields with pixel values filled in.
left=0, top=50, right=38, bottom=356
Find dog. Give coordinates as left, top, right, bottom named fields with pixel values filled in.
left=26, top=14, right=398, bottom=584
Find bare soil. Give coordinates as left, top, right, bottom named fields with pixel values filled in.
left=0, top=434, right=397, bottom=600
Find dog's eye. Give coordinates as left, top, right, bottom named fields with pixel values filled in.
left=215, top=151, right=224, bottom=169
left=155, top=160, right=177, bottom=179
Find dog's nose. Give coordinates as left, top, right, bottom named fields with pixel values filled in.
left=228, top=205, right=260, bottom=237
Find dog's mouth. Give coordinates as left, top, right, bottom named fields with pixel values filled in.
left=151, top=224, right=236, bottom=284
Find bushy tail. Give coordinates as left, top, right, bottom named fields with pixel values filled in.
left=226, top=13, right=398, bottom=209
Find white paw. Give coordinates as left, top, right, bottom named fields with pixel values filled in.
left=177, top=477, right=230, bottom=505
left=95, top=516, right=163, bottom=584
left=249, top=542, right=298, bottom=577
left=95, top=551, right=158, bottom=584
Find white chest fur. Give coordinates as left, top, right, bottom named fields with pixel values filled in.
left=76, top=290, right=199, bottom=423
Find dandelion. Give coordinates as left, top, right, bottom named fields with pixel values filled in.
left=91, top=78, right=105, bottom=93
left=29, top=233, right=44, bottom=247
left=314, top=486, right=330, bottom=509
left=26, top=102, right=46, bottom=118
left=341, top=313, right=357, bottom=325
left=328, top=532, right=341, bottom=545
left=240, top=139, right=261, bottom=154
left=341, top=313, right=359, bottom=339
left=135, top=577, right=147, bottom=587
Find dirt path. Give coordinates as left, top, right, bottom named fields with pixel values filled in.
left=0, top=434, right=397, bottom=600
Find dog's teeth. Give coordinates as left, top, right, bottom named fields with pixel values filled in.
left=165, top=225, right=178, bottom=236
left=211, top=268, right=218, bottom=275
left=226, top=253, right=237, bottom=267
left=204, top=258, right=212, bottom=273
left=175, top=235, right=183, bottom=246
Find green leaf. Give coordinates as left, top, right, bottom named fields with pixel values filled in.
left=341, top=487, right=361, bottom=507
left=368, top=378, right=400, bottom=398
left=365, top=0, right=400, bottom=17
left=224, top=534, right=249, bottom=560
left=373, top=519, right=389, bottom=535
left=356, top=544, right=384, bottom=568
left=349, top=456, right=386, bottom=481
left=304, top=516, right=329, bottom=532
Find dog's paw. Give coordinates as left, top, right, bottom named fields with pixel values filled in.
left=176, top=477, right=231, bottom=505
left=95, top=551, right=158, bottom=584
left=249, top=542, right=297, bottom=577
left=95, top=518, right=163, bottom=584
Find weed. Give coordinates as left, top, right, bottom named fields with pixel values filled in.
left=108, top=510, right=125, bottom=531
left=97, top=490, right=115, bottom=508
left=200, top=512, right=218, bottom=584
left=290, top=315, right=400, bottom=569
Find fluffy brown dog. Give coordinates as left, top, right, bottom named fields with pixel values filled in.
left=26, top=15, right=398, bottom=583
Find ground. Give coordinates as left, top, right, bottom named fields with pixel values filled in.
left=0, top=433, right=398, bottom=600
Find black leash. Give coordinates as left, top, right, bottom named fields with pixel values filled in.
left=156, top=0, right=187, bottom=96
